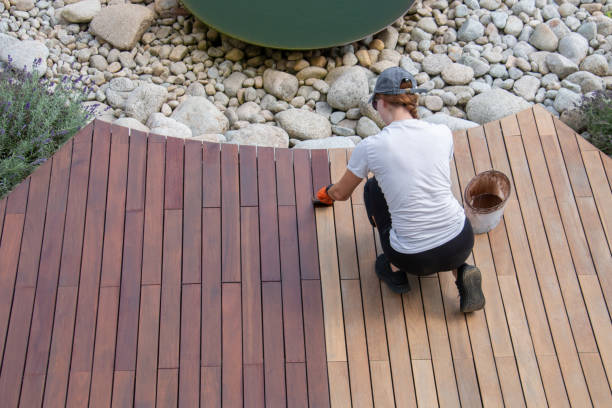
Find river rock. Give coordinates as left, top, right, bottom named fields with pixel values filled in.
left=296, top=67, right=327, bottom=81
left=513, top=76, right=541, bottom=101
left=466, top=88, right=531, bottom=123
left=553, top=88, right=581, bottom=113
left=458, top=54, right=490, bottom=77
left=356, top=117, right=380, bottom=137
left=292, top=136, right=356, bottom=149
left=580, top=55, right=608, bottom=76
left=422, top=54, right=453, bottom=75
left=327, top=68, right=369, bottom=111
left=422, top=113, right=479, bottom=130
left=558, top=33, right=589, bottom=65
left=564, top=71, right=604, bottom=93
left=546, top=53, right=579, bottom=79
left=147, top=113, right=193, bottom=138
left=236, top=101, right=262, bottom=122
left=275, top=109, right=331, bottom=140
left=225, top=124, right=289, bottom=148
left=0, top=36, right=48, bottom=75
left=113, top=117, right=149, bottom=132
left=125, top=83, right=167, bottom=123
left=223, top=72, right=247, bottom=98
left=90, top=4, right=154, bottom=50
left=263, top=69, right=298, bottom=102
left=458, top=19, right=485, bottom=42
left=441, top=63, right=474, bottom=85
left=62, top=0, right=100, bottom=23
left=359, top=96, right=386, bottom=128
left=529, top=23, right=558, bottom=51
left=171, top=96, right=229, bottom=135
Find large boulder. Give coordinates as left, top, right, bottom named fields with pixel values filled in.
left=292, top=137, right=356, bottom=149
left=275, top=109, right=331, bottom=140
left=147, top=113, right=192, bottom=139
left=564, top=71, right=604, bottom=93
left=225, top=124, right=289, bottom=148
left=90, top=4, right=154, bottom=50
left=466, top=89, right=531, bottom=124
left=125, top=83, right=168, bottom=123
left=171, top=96, right=229, bottom=135
left=263, top=69, right=298, bottom=102
left=422, top=113, right=479, bottom=131
left=327, top=68, right=369, bottom=111
left=62, top=0, right=101, bottom=23
left=0, top=35, right=48, bottom=76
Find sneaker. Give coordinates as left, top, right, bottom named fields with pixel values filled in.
left=455, top=264, right=485, bottom=313
left=375, top=254, right=411, bottom=294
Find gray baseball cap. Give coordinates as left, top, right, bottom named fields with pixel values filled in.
left=368, top=66, right=427, bottom=107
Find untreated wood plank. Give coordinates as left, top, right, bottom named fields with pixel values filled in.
left=402, top=276, right=431, bottom=361
left=159, top=209, right=182, bottom=369
left=293, top=148, right=319, bottom=279
left=241, top=206, right=263, bottom=367
left=222, top=283, right=242, bottom=408
left=327, top=361, right=351, bottom=408
left=257, top=146, right=280, bottom=281
left=202, top=142, right=221, bottom=207
left=100, top=126, right=128, bottom=288
left=278, top=205, right=306, bottom=363
left=554, top=117, right=592, bottom=198
left=221, top=143, right=240, bottom=282
left=262, top=281, right=286, bottom=407
left=134, top=284, right=160, bottom=408
left=202, top=207, right=222, bottom=367
left=579, top=351, right=612, bottom=408
left=340, top=279, right=374, bottom=407
left=582, top=150, right=612, bottom=250
left=141, top=134, right=165, bottom=285
left=315, top=203, right=346, bottom=362
left=164, top=137, right=184, bottom=210
left=239, top=144, right=258, bottom=206
left=301, top=280, right=331, bottom=408
left=412, top=359, right=439, bottom=407
left=89, top=286, right=119, bottom=408
left=329, top=149, right=359, bottom=279
left=601, top=152, right=612, bottom=189
left=183, top=139, right=202, bottom=284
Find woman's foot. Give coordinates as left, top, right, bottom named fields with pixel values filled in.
left=455, top=264, right=485, bottom=312
left=375, top=254, right=411, bottom=294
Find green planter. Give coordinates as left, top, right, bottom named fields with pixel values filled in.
left=181, top=0, right=415, bottom=49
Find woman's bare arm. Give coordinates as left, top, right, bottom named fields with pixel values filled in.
left=327, top=169, right=363, bottom=201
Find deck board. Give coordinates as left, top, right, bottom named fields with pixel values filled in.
left=0, top=106, right=610, bottom=406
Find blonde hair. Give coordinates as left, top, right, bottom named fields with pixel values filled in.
left=375, top=80, right=419, bottom=119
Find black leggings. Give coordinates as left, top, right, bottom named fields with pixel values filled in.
left=363, top=177, right=474, bottom=277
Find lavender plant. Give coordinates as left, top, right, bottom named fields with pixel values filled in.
left=0, top=56, right=101, bottom=198
left=577, top=89, right=612, bottom=157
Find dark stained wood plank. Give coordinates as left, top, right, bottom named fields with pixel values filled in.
left=329, top=149, right=358, bottom=279
left=340, top=279, right=374, bottom=407
left=179, top=284, right=200, bottom=407
left=293, top=149, right=319, bottom=279
left=257, top=146, right=280, bottom=281
left=114, top=211, right=144, bottom=370
left=201, top=366, right=221, bottom=408
left=22, top=139, right=72, bottom=401
left=301, top=280, right=331, bottom=408
left=135, top=284, right=160, bottom=408
left=15, top=156, right=51, bottom=288
left=165, top=137, right=184, bottom=210
left=142, top=134, right=165, bottom=285
left=286, top=362, right=308, bottom=408
left=157, top=368, right=178, bottom=408
left=0, top=197, right=6, bottom=240
left=0, top=286, right=35, bottom=406
left=346, top=148, right=365, bottom=205
left=42, top=287, right=78, bottom=407
left=202, top=142, right=221, bottom=207
left=202, top=208, right=222, bottom=366
left=310, top=149, right=330, bottom=198
left=125, top=130, right=147, bottom=211
left=89, top=286, right=119, bottom=408
left=278, top=206, right=306, bottom=363
left=111, top=370, right=134, bottom=407
left=67, top=122, right=111, bottom=406
left=240, top=144, right=258, bottom=206
left=275, top=148, right=295, bottom=206
left=242, top=206, right=264, bottom=369
left=100, top=126, right=128, bottom=288
left=221, top=143, right=240, bottom=282
left=244, top=364, right=265, bottom=408
left=183, top=139, right=202, bottom=284
left=159, top=209, right=182, bottom=369
left=262, top=281, right=286, bottom=407
left=4, top=176, right=29, bottom=215
left=222, top=283, right=242, bottom=408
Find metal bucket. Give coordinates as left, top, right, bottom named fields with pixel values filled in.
left=464, top=170, right=511, bottom=234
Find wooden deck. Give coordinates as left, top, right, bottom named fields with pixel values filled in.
left=0, top=105, right=610, bottom=407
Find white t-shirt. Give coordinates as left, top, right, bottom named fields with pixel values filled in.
left=347, top=118, right=466, bottom=254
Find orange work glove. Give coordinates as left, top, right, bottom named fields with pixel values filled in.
left=313, top=184, right=334, bottom=206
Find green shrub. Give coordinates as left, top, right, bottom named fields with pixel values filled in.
left=0, top=56, right=101, bottom=199
left=577, top=90, right=612, bottom=157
